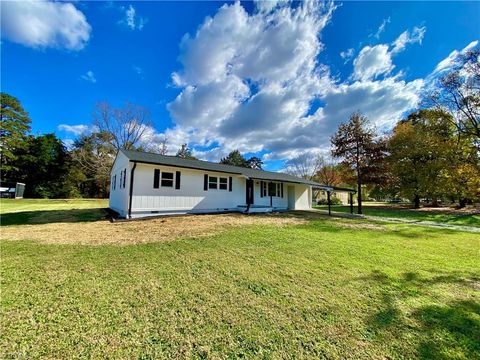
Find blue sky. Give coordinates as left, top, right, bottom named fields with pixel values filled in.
left=1, top=1, right=479, bottom=170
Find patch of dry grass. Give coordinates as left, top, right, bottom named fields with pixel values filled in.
left=0, top=213, right=307, bottom=245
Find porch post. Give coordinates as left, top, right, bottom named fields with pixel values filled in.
left=327, top=191, right=331, bottom=216
left=350, top=193, right=354, bottom=214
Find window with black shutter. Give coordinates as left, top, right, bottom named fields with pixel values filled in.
left=208, top=176, right=218, bottom=189
left=175, top=171, right=181, bottom=189
left=153, top=169, right=160, bottom=188
left=219, top=177, right=228, bottom=190
left=161, top=172, right=174, bottom=187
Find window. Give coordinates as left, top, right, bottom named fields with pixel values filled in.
left=219, top=177, right=228, bottom=190
left=268, top=182, right=276, bottom=197
left=260, top=181, right=267, bottom=197
left=161, top=172, right=174, bottom=187
left=208, top=176, right=218, bottom=189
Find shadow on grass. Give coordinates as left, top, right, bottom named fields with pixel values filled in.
left=0, top=208, right=109, bottom=226
left=357, top=270, right=480, bottom=358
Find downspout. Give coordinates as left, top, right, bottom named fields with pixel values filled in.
left=128, top=161, right=137, bottom=219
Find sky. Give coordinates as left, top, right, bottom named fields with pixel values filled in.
left=1, top=0, right=479, bottom=170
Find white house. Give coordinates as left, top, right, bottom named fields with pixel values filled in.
left=109, top=149, right=329, bottom=218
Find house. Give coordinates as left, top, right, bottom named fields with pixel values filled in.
left=109, top=149, right=330, bottom=218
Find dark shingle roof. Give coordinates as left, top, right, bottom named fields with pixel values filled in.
left=120, top=149, right=327, bottom=187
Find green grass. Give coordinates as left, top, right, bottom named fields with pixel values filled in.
left=0, top=199, right=108, bottom=225
left=315, top=204, right=480, bottom=228
left=1, top=200, right=479, bottom=359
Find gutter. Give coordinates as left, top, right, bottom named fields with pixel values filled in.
left=127, top=161, right=137, bottom=219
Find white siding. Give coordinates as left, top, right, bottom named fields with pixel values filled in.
left=129, top=163, right=246, bottom=217
left=108, top=152, right=130, bottom=217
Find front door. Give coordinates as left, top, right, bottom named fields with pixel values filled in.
left=287, top=186, right=295, bottom=209
left=246, top=179, right=254, bottom=205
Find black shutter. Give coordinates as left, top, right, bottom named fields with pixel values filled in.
left=154, top=169, right=160, bottom=188
left=123, top=169, right=126, bottom=188
left=281, top=183, right=284, bottom=198
left=175, top=171, right=181, bottom=189
left=260, top=181, right=263, bottom=197
left=204, top=174, right=208, bottom=191
left=229, top=177, right=232, bottom=191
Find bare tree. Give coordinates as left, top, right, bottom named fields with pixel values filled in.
left=158, top=135, right=168, bottom=155
left=93, top=101, right=153, bottom=150
left=429, top=48, right=480, bottom=141
left=285, top=153, right=325, bottom=180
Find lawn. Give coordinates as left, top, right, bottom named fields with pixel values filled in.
left=315, top=203, right=480, bottom=228
left=1, top=199, right=479, bottom=359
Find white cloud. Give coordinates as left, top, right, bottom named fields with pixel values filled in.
left=353, top=25, right=427, bottom=82
left=0, top=0, right=91, bottom=50
left=162, top=3, right=428, bottom=164
left=81, top=70, right=96, bottom=83
left=370, top=17, right=390, bottom=39
left=121, top=5, right=146, bottom=30
left=391, top=26, right=426, bottom=54
left=340, top=48, right=355, bottom=64
left=433, top=40, right=478, bottom=74
left=58, top=124, right=95, bottom=136
left=353, top=45, right=394, bottom=81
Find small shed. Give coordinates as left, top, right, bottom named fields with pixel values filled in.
left=0, top=182, right=26, bottom=198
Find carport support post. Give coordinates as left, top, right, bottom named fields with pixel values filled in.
left=350, top=193, right=354, bottom=214
left=327, top=191, right=331, bottom=216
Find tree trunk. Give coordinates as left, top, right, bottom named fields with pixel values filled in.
left=357, top=171, right=362, bottom=214
left=459, top=198, right=467, bottom=208
left=414, top=194, right=420, bottom=209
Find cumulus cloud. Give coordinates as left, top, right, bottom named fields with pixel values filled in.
left=58, top=124, right=95, bottom=136
left=121, top=5, right=146, bottom=30
left=81, top=70, right=96, bottom=83
left=353, top=25, right=427, bottom=82
left=164, top=2, right=427, bottom=163
left=353, top=45, right=394, bottom=81
left=0, top=0, right=91, bottom=50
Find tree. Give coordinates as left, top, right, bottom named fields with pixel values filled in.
left=429, top=48, right=480, bottom=142
left=93, top=101, right=153, bottom=150
left=0, top=93, right=31, bottom=177
left=331, top=112, right=387, bottom=214
left=176, top=144, right=197, bottom=159
left=314, top=163, right=343, bottom=186
left=246, top=156, right=263, bottom=170
left=12, top=134, right=76, bottom=198
left=71, top=132, right=116, bottom=197
left=285, top=153, right=324, bottom=180
left=220, top=150, right=247, bottom=167
left=388, top=109, right=473, bottom=208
